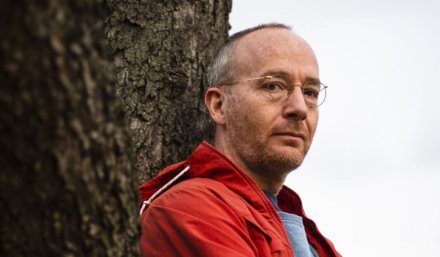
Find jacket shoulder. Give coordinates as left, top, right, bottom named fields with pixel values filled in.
left=140, top=178, right=261, bottom=257
left=149, top=177, right=251, bottom=218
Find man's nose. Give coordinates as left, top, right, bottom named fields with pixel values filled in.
left=282, top=86, right=308, bottom=121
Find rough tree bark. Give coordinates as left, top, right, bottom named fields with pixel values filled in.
left=0, top=0, right=231, bottom=256
left=0, top=0, right=139, bottom=256
left=105, top=0, right=232, bottom=183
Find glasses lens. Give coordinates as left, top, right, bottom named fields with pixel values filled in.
left=303, top=82, right=327, bottom=107
left=316, top=84, right=327, bottom=107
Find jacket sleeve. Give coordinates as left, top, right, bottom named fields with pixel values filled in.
left=140, top=180, right=258, bottom=257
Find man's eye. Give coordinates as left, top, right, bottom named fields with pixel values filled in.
left=303, top=88, right=319, bottom=99
left=264, top=82, right=285, bottom=92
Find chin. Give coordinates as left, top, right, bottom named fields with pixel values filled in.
left=281, top=153, right=305, bottom=171
left=263, top=146, right=306, bottom=172
left=273, top=144, right=305, bottom=158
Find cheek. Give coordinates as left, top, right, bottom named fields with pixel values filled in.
left=306, top=111, right=319, bottom=139
left=243, top=106, right=278, bottom=140
left=228, top=102, right=261, bottom=136
left=230, top=106, right=255, bottom=134
left=226, top=93, right=278, bottom=138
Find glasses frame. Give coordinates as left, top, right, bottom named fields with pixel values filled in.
left=217, top=74, right=328, bottom=108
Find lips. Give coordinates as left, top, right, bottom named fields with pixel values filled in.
left=272, top=131, right=305, bottom=140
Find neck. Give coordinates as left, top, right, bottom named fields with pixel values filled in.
left=214, top=135, right=287, bottom=196
left=249, top=172, right=286, bottom=195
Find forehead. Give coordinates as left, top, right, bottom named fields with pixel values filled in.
left=232, top=28, right=319, bottom=79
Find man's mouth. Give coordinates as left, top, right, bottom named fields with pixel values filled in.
left=272, top=131, right=305, bottom=141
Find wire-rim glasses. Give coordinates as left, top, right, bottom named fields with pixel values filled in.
left=217, top=74, right=328, bottom=108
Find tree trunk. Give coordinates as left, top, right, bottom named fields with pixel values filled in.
left=0, top=0, right=139, bottom=256
left=0, top=0, right=231, bottom=255
left=105, top=0, right=232, bottom=183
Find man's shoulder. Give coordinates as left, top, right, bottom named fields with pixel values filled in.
left=172, top=177, right=229, bottom=193
left=155, top=177, right=242, bottom=204
left=150, top=177, right=251, bottom=217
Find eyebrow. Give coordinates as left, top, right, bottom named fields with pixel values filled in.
left=260, top=70, right=321, bottom=83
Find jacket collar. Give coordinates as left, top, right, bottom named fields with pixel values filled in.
left=140, top=141, right=273, bottom=217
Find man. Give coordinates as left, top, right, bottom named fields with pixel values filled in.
left=139, top=24, right=341, bottom=257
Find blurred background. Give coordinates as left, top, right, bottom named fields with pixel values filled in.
left=230, top=1, right=440, bottom=256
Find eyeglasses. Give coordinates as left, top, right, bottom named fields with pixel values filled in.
left=218, top=74, right=327, bottom=108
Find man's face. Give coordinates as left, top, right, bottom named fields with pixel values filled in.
left=221, top=29, right=320, bottom=178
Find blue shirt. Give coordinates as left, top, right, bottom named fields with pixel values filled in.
left=264, top=191, right=319, bottom=257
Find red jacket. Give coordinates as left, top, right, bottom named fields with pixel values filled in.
left=139, top=142, right=341, bottom=257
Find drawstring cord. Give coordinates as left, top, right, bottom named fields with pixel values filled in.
left=139, top=165, right=191, bottom=216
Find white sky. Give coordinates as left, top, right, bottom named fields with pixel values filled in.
left=230, top=1, right=440, bottom=256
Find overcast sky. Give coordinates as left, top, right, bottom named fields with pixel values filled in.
left=230, top=1, right=440, bottom=256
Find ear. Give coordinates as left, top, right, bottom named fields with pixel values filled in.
left=205, top=87, right=226, bottom=126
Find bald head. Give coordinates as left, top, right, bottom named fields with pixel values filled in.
left=232, top=28, right=318, bottom=81
left=208, top=24, right=318, bottom=87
